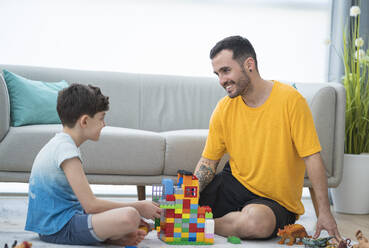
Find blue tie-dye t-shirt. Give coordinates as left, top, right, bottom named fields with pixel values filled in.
left=25, top=132, right=84, bottom=235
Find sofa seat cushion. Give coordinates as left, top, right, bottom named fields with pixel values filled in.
left=0, top=124, right=63, bottom=172
left=81, top=127, right=165, bottom=176
left=161, top=129, right=229, bottom=176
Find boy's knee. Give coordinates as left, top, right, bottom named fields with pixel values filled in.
left=118, top=207, right=141, bottom=229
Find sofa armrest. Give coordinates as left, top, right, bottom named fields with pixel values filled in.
left=0, top=73, right=10, bottom=141
left=328, top=82, right=346, bottom=187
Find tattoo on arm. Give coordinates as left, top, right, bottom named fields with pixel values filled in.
left=195, top=164, right=216, bottom=192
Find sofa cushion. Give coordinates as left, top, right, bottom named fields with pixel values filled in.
left=0, top=125, right=165, bottom=176
left=161, top=129, right=229, bottom=176
left=81, top=127, right=165, bottom=176
left=2, top=70, right=68, bottom=127
left=0, top=125, right=63, bottom=172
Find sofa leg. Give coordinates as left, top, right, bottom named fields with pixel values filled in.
left=309, top=187, right=319, bottom=217
left=137, top=185, right=146, bottom=201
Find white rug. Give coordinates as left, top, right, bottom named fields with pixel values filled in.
left=0, top=196, right=328, bottom=248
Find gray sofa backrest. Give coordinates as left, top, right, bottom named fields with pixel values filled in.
left=0, top=65, right=345, bottom=187
left=0, top=65, right=226, bottom=132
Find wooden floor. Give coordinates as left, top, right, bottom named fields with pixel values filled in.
left=332, top=207, right=369, bottom=240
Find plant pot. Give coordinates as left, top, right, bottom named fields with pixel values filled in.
left=331, top=153, right=369, bottom=214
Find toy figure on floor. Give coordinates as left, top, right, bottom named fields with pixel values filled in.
left=153, top=170, right=215, bottom=245
left=277, top=224, right=310, bottom=245
left=301, top=236, right=334, bottom=247
left=3, top=241, right=32, bottom=248
left=353, top=230, right=369, bottom=248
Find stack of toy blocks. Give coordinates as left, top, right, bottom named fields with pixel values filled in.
left=154, top=170, right=214, bottom=245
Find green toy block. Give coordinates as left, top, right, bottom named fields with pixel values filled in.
left=175, top=204, right=182, bottom=209
left=205, top=212, right=213, bottom=219
left=227, top=236, right=241, bottom=244
left=190, top=209, right=197, bottom=213
left=155, top=218, right=160, bottom=228
left=174, top=223, right=181, bottom=228
left=182, top=218, right=189, bottom=223
left=174, top=237, right=181, bottom=242
left=182, top=227, right=189, bottom=232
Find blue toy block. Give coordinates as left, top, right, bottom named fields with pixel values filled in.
left=190, top=204, right=198, bottom=209
left=189, top=233, right=197, bottom=238
left=197, top=222, right=205, bottom=228
left=189, top=218, right=197, bottom=223
left=174, top=232, right=181, bottom=238
left=162, top=178, right=174, bottom=195
left=189, top=237, right=196, bottom=242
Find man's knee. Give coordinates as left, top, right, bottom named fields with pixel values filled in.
left=237, top=204, right=276, bottom=238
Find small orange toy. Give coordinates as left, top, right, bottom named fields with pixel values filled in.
left=277, top=224, right=310, bottom=246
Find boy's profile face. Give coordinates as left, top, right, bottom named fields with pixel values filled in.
left=84, top=111, right=106, bottom=141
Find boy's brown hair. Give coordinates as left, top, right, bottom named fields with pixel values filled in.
left=57, top=83, right=109, bottom=128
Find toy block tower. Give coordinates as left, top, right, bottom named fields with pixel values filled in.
left=155, top=170, right=214, bottom=245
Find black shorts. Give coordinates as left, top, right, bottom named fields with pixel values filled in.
left=199, top=162, right=296, bottom=239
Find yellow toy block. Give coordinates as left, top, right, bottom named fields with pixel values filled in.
left=165, top=237, right=174, bottom=242
left=205, top=238, right=214, bottom=244
left=156, top=226, right=161, bottom=232
left=175, top=208, right=182, bottom=214
left=190, top=198, right=198, bottom=204
left=166, top=218, right=174, bottom=223
left=196, top=233, right=205, bottom=242
left=174, top=227, right=181, bottom=233
left=198, top=218, right=205, bottom=223
left=175, top=194, right=184, bottom=199
left=182, top=232, right=189, bottom=238
left=182, top=213, right=190, bottom=219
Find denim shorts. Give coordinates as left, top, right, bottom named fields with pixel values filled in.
left=39, top=213, right=104, bottom=245
left=199, top=162, right=296, bottom=239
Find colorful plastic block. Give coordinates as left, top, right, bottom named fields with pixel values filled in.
left=156, top=170, right=215, bottom=245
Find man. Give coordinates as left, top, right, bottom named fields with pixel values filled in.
left=194, top=36, right=341, bottom=240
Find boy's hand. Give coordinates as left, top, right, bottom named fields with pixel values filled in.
left=134, top=200, right=161, bottom=220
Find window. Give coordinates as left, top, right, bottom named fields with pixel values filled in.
left=0, top=0, right=330, bottom=82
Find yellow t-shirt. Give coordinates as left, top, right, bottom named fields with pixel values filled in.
left=202, top=81, right=321, bottom=215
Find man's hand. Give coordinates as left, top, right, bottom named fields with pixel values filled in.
left=194, top=157, right=220, bottom=192
left=314, top=211, right=342, bottom=241
left=133, top=200, right=161, bottom=220
left=304, top=152, right=342, bottom=242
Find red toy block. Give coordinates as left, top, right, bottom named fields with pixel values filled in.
left=174, top=214, right=182, bottom=219
left=183, top=199, right=191, bottom=209
left=189, top=223, right=197, bottom=232
left=197, top=228, right=205, bottom=233
left=166, top=194, right=175, bottom=201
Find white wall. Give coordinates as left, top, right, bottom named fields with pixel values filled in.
left=0, top=0, right=330, bottom=83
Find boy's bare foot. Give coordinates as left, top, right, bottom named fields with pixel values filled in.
left=106, top=229, right=146, bottom=246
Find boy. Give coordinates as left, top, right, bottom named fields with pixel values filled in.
left=25, top=83, right=161, bottom=246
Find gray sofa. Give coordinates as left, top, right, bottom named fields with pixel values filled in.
left=0, top=65, right=345, bottom=204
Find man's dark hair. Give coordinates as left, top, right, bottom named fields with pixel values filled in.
left=210, top=35, right=258, bottom=71
left=57, top=83, right=109, bottom=128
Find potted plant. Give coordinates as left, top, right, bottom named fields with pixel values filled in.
left=331, top=4, right=369, bottom=214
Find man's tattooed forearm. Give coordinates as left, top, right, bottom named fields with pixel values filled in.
left=195, top=164, right=215, bottom=192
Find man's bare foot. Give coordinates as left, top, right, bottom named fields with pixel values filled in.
left=106, top=229, right=146, bottom=246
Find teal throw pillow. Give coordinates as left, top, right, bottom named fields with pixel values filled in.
left=2, top=69, right=69, bottom=127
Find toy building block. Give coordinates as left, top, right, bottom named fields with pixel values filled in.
left=154, top=170, right=215, bottom=245
left=227, top=236, right=241, bottom=244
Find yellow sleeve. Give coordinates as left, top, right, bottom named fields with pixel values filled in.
left=289, top=95, right=322, bottom=157
left=202, top=100, right=226, bottom=160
